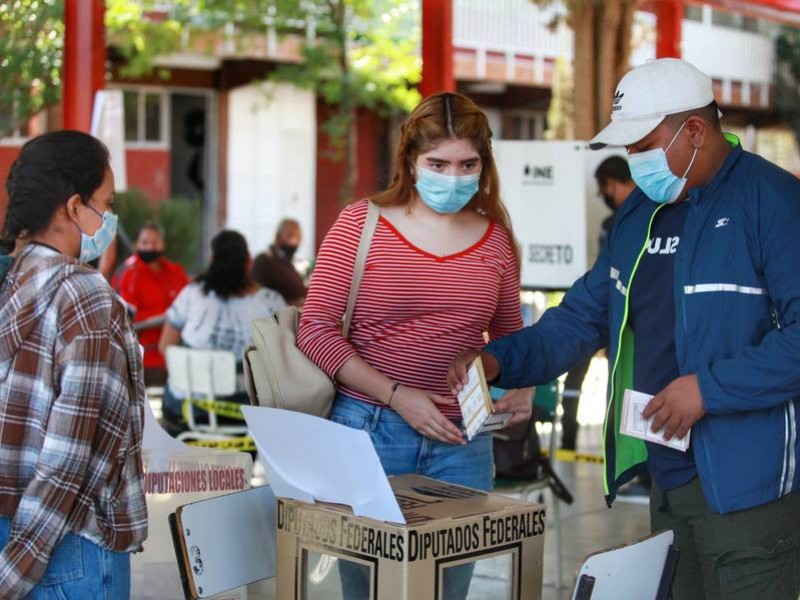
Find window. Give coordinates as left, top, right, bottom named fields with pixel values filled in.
left=0, top=107, right=50, bottom=142
left=711, top=9, right=765, bottom=34
left=122, top=88, right=168, bottom=145
left=684, top=5, right=703, bottom=22
left=711, top=9, right=736, bottom=28
left=505, top=111, right=546, bottom=140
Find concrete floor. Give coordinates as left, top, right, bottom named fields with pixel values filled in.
left=244, top=424, right=651, bottom=600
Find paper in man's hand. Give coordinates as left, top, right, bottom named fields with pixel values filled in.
left=620, top=389, right=690, bottom=452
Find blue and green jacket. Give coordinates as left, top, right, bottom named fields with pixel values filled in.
left=486, top=139, right=800, bottom=514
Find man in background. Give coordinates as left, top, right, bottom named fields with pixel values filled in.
left=114, top=222, right=189, bottom=385
left=251, top=218, right=308, bottom=306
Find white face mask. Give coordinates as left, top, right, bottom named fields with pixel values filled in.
left=627, top=121, right=697, bottom=204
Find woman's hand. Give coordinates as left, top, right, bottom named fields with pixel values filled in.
left=391, top=385, right=466, bottom=445
left=494, top=387, right=534, bottom=427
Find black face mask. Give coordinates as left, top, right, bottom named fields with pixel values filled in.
left=602, top=194, right=617, bottom=212
left=279, top=244, right=298, bottom=260
left=137, top=250, right=162, bottom=263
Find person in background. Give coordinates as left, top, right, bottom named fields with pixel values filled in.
left=297, top=92, right=533, bottom=600
left=0, top=131, right=147, bottom=598
left=561, top=155, right=635, bottom=452
left=450, top=58, right=800, bottom=600
left=159, top=230, right=286, bottom=424
left=250, top=218, right=307, bottom=306
left=114, top=222, right=189, bottom=386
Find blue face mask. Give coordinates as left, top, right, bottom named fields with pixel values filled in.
left=628, top=121, right=697, bottom=205
left=415, top=167, right=481, bottom=214
left=77, top=205, right=118, bottom=262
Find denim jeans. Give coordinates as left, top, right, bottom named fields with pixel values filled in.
left=0, top=517, right=131, bottom=599
left=330, top=394, right=494, bottom=600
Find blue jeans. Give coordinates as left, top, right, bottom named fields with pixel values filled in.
left=330, top=394, right=494, bottom=600
left=330, top=394, right=494, bottom=491
left=0, top=517, right=131, bottom=599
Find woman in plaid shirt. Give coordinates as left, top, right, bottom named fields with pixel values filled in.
left=0, top=131, right=147, bottom=598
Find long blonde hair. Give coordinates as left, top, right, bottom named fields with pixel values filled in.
left=372, top=92, right=519, bottom=267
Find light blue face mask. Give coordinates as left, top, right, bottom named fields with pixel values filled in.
left=415, top=167, right=481, bottom=214
left=628, top=121, right=698, bottom=205
left=77, top=205, right=118, bottom=262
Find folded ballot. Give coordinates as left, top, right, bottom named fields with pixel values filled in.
left=457, top=358, right=513, bottom=441
left=620, top=389, right=690, bottom=452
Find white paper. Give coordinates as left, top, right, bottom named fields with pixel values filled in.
left=141, top=396, right=231, bottom=471
left=458, top=360, right=493, bottom=440
left=241, top=406, right=405, bottom=524
left=620, top=389, right=690, bottom=452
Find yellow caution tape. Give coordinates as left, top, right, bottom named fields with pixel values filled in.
left=182, top=398, right=247, bottom=421
left=542, top=449, right=604, bottom=465
left=185, top=437, right=257, bottom=452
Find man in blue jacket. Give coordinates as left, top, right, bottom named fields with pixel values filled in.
left=449, top=58, right=800, bottom=600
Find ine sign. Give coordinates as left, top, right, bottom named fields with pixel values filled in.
left=494, top=140, right=618, bottom=290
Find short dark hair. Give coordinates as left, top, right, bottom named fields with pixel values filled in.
left=595, top=155, right=631, bottom=185
left=277, top=219, right=300, bottom=235
left=196, top=230, right=251, bottom=300
left=137, top=221, right=165, bottom=241
left=2, top=130, right=110, bottom=253
left=663, top=101, right=721, bottom=132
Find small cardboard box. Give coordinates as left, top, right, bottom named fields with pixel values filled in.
left=276, top=475, right=545, bottom=600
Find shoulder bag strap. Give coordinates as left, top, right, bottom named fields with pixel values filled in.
left=341, top=201, right=380, bottom=338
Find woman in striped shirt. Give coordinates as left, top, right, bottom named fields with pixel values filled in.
left=298, top=92, right=533, bottom=492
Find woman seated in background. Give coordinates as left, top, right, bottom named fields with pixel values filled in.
left=159, top=230, right=286, bottom=425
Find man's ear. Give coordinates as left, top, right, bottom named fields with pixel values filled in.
left=686, top=116, right=707, bottom=149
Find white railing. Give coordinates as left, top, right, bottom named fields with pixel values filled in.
left=453, top=0, right=572, bottom=59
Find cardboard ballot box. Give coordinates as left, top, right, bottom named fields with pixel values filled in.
left=276, top=475, right=545, bottom=600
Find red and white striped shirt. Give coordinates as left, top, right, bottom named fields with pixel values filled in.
left=298, top=199, right=523, bottom=418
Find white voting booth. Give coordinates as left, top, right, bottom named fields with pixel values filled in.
left=493, top=141, right=620, bottom=289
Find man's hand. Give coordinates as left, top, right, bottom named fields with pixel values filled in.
left=391, top=385, right=466, bottom=445
left=447, top=349, right=500, bottom=394
left=494, top=387, right=534, bottom=426
left=642, top=374, right=706, bottom=441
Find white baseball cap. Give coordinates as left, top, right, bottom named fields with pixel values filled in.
left=590, top=58, right=716, bottom=150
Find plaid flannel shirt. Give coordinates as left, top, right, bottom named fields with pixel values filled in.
left=0, top=244, right=147, bottom=598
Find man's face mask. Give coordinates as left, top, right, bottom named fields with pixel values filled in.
left=279, top=244, right=298, bottom=260
left=137, top=250, right=162, bottom=263
left=627, top=121, right=698, bottom=205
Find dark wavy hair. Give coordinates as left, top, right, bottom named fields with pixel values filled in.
left=196, top=230, right=251, bottom=299
left=2, top=130, right=110, bottom=253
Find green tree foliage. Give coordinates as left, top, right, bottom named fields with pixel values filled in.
left=0, top=0, right=63, bottom=136
left=169, top=0, right=421, bottom=202
left=105, top=0, right=186, bottom=79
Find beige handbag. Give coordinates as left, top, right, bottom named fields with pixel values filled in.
left=242, top=201, right=380, bottom=417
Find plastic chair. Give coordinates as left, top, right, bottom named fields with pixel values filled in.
left=571, top=530, right=679, bottom=600
left=165, top=347, right=249, bottom=445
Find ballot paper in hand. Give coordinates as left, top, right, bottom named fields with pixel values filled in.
left=620, top=389, right=690, bottom=452
left=241, top=406, right=405, bottom=524
left=457, top=358, right=513, bottom=441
